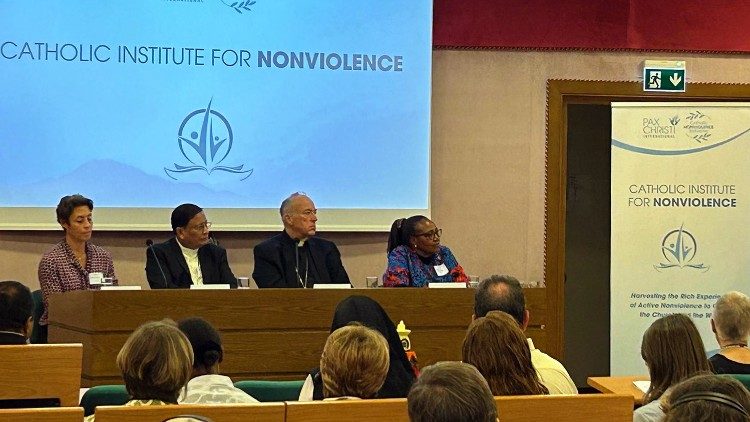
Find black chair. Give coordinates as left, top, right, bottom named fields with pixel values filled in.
left=30, top=290, right=47, bottom=344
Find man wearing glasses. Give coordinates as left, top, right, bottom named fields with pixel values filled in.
left=252, top=193, right=350, bottom=288
left=145, top=203, right=237, bottom=289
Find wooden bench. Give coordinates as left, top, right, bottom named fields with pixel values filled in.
left=285, top=394, right=633, bottom=422
left=94, top=403, right=285, bottom=422
left=0, top=344, right=82, bottom=407
left=496, top=394, right=634, bottom=421
left=0, top=407, right=84, bottom=422
left=286, top=399, right=409, bottom=422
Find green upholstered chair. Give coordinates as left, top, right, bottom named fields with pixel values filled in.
left=727, top=374, right=750, bottom=390
left=29, top=289, right=46, bottom=344
left=79, top=385, right=129, bottom=416
left=234, top=380, right=305, bottom=402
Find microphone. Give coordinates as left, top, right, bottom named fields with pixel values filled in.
left=146, top=239, right=168, bottom=289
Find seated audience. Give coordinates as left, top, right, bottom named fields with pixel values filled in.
left=663, top=374, right=750, bottom=422
left=0, top=281, right=34, bottom=345
left=85, top=319, right=193, bottom=421
left=710, top=291, right=750, bottom=374
left=299, top=295, right=415, bottom=400
left=177, top=317, right=258, bottom=404
left=635, top=314, right=711, bottom=422
left=319, top=324, right=389, bottom=399
left=38, top=194, right=117, bottom=341
left=146, top=203, right=236, bottom=289
left=383, top=215, right=468, bottom=287
left=408, top=361, right=498, bottom=422
left=463, top=310, right=548, bottom=395
left=473, top=275, right=577, bottom=394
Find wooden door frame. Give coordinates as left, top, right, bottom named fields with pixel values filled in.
left=544, top=80, right=750, bottom=360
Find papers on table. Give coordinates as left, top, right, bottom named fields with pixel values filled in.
left=633, top=380, right=651, bottom=394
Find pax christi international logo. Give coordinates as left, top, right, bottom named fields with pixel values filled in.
left=654, top=224, right=709, bottom=272
left=164, top=98, right=253, bottom=180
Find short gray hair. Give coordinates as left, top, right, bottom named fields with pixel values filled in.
left=713, top=291, right=750, bottom=343
left=279, top=192, right=308, bottom=217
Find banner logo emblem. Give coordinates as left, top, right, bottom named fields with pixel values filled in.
left=654, top=224, right=709, bottom=272
left=165, top=98, right=253, bottom=181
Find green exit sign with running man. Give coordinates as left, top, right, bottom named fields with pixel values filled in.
left=643, top=60, right=686, bottom=93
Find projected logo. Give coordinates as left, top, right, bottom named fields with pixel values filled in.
left=164, top=99, right=253, bottom=181
left=654, top=224, right=709, bottom=272
left=220, top=0, right=257, bottom=14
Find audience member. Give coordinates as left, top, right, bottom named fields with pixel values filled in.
left=710, top=291, right=750, bottom=374
left=473, top=275, right=576, bottom=394
left=0, top=281, right=34, bottom=344
left=663, top=374, right=750, bottom=422
left=463, top=310, right=548, bottom=395
left=383, top=215, right=468, bottom=287
left=177, top=317, right=258, bottom=404
left=84, top=320, right=194, bottom=421
left=253, top=192, right=350, bottom=288
left=145, top=203, right=237, bottom=289
left=635, top=313, right=711, bottom=422
left=407, top=361, right=498, bottom=422
left=298, top=295, right=415, bottom=400
left=38, top=194, right=117, bottom=341
left=319, top=324, right=389, bottom=399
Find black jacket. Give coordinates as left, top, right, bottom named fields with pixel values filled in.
left=145, top=238, right=237, bottom=289
left=252, top=231, right=350, bottom=288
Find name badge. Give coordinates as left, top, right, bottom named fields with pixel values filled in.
left=88, top=272, right=104, bottom=285
left=434, top=264, right=449, bottom=276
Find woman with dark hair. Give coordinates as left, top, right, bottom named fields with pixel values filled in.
left=635, top=313, right=712, bottom=422
left=177, top=317, right=258, bottom=404
left=298, top=295, right=416, bottom=401
left=462, top=311, right=548, bottom=396
left=38, top=194, right=117, bottom=342
left=383, top=215, right=467, bottom=287
left=663, top=374, right=750, bottom=422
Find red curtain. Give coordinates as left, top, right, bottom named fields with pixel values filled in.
left=434, top=0, right=750, bottom=53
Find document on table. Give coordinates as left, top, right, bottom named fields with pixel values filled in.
left=633, top=380, right=651, bottom=393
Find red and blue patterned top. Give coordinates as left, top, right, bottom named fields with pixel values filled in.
left=383, top=245, right=468, bottom=287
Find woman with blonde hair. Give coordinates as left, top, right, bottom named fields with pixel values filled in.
left=85, top=319, right=193, bottom=421
left=462, top=310, right=548, bottom=396
left=319, top=324, right=390, bottom=399
left=634, top=313, right=711, bottom=422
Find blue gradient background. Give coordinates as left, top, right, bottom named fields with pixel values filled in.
left=0, top=0, right=432, bottom=209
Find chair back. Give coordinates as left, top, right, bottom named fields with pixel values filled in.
left=727, top=373, right=750, bottom=390
left=79, top=384, right=129, bottom=416
left=285, top=398, right=409, bottom=422
left=234, top=380, right=304, bottom=402
left=94, top=403, right=285, bottom=422
left=30, top=289, right=46, bottom=344
left=0, top=407, right=84, bottom=422
left=0, top=344, right=82, bottom=407
left=495, top=394, right=634, bottom=422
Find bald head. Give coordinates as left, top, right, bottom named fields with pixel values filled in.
left=712, top=291, right=750, bottom=344
left=473, top=275, right=526, bottom=327
left=280, top=193, right=318, bottom=240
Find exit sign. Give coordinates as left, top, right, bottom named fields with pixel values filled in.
left=643, top=63, right=686, bottom=93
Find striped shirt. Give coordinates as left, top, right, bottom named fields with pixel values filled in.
left=37, top=240, right=117, bottom=325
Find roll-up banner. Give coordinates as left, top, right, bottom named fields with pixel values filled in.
left=611, top=102, right=750, bottom=375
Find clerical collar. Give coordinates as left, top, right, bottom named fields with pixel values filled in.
left=176, top=238, right=199, bottom=259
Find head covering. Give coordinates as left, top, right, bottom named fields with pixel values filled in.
left=328, top=295, right=415, bottom=398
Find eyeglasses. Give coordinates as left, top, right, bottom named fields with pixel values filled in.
left=414, top=228, right=442, bottom=239
left=190, top=221, right=212, bottom=231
